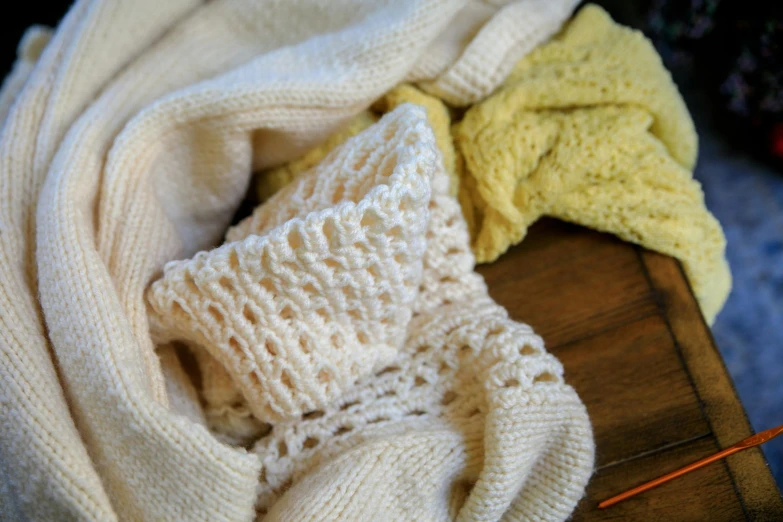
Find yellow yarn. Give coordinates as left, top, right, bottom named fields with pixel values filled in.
left=254, top=5, right=730, bottom=323
left=453, top=5, right=729, bottom=322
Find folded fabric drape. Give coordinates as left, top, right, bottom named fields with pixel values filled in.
left=0, top=1, right=586, bottom=521
left=455, top=5, right=730, bottom=323
left=149, top=106, right=594, bottom=519
left=255, top=6, right=730, bottom=324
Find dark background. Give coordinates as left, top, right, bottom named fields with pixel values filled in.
left=0, top=2, right=68, bottom=73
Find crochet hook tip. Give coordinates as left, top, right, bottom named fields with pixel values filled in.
left=597, top=422, right=783, bottom=510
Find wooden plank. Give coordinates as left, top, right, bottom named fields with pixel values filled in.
left=554, top=315, right=709, bottom=467
left=478, top=220, right=658, bottom=347
left=573, top=436, right=746, bottom=521
left=641, top=250, right=783, bottom=520
left=479, top=220, right=709, bottom=465
left=477, top=218, right=782, bottom=520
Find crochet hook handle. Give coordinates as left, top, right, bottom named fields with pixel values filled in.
left=598, top=423, right=783, bottom=509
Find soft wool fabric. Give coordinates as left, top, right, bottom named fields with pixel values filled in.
left=0, top=1, right=584, bottom=521
left=257, top=5, right=730, bottom=323
left=149, top=105, right=594, bottom=520
left=455, top=5, right=730, bottom=323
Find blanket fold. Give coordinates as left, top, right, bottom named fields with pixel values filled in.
left=455, top=5, right=730, bottom=322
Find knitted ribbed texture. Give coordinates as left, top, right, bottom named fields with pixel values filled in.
left=417, top=0, right=582, bottom=106
left=149, top=106, right=594, bottom=520
left=0, top=1, right=580, bottom=521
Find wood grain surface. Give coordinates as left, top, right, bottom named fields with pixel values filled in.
left=477, top=219, right=783, bottom=521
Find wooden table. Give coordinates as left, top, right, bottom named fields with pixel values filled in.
left=477, top=219, right=783, bottom=521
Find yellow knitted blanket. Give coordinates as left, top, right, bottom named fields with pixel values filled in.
left=256, top=5, right=730, bottom=323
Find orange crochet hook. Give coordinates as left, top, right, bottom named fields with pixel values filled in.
left=598, top=423, right=783, bottom=509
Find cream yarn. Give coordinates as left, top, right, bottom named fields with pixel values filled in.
left=150, top=105, right=594, bottom=520
left=149, top=107, right=434, bottom=424
left=0, top=1, right=586, bottom=521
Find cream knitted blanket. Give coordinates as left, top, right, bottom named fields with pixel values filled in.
left=0, top=1, right=593, bottom=521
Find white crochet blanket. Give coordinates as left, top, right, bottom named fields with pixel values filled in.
left=0, top=1, right=592, bottom=521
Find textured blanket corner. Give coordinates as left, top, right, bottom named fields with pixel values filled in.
left=0, top=1, right=727, bottom=521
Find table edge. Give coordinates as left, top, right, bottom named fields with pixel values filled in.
left=638, top=249, right=783, bottom=520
